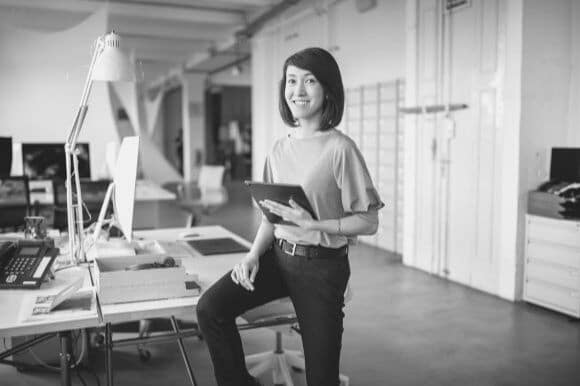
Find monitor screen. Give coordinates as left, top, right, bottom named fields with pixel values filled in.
left=0, top=176, right=28, bottom=207
left=21, top=143, right=91, bottom=180
left=113, top=136, right=139, bottom=242
left=0, top=137, right=12, bottom=177
left=550, top=148, right=580, bottom=183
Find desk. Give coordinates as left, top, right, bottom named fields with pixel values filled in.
left=134, top=180, right=177, bottom=229
left=0, top=225, right=248, bottom=386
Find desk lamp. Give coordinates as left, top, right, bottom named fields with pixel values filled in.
left=65, top=31, right=135, bottom=265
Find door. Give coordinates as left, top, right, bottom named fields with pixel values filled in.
left=411, top=0, right=505, bottom=294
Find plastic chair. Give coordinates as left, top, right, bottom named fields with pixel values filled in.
left=241, top=287, right=352, bottom=386
left=162, top=165, right=228, bottom=226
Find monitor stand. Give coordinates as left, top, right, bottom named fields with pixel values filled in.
left=84, top=181, right=135, bottom=261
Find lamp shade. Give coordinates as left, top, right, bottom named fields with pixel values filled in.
left=92, top=31, right=135, bottom=82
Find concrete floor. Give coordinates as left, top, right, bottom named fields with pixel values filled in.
left=1, top=181, right=580, bottom=385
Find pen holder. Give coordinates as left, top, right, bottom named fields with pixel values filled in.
left=24, top=216, right=47, bottom=240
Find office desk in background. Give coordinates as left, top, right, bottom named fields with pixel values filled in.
left=0, top=225, right=249, bottom=386
left=133, top=180, right=177, bottom=229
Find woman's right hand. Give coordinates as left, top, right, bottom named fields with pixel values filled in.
left=231, top=253, right=259, bottom=291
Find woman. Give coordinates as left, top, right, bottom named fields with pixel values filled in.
left=196, top=47, right=383, bottom=386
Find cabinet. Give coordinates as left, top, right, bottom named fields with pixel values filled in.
left=343, top=80, right=405, bottom=254
left=524, top=214, right=580, bottom=318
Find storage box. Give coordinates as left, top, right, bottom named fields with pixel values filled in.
left=94, top=255, right=187, bottom=304
left=527, top=191, right=566, bottom=219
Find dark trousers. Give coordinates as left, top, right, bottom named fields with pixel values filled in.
left=196, top=242, right=350, bottom=386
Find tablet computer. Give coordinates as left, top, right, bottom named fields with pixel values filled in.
left=244, top=181, right=317, bottom=225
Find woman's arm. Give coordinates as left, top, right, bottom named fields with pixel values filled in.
left=231, top=216, right=275, bottom=291
left=260, top=199, right=379, bottom=236
left=248, top=216, right=276, bottom=257
left=308, top=211, right=378, bottom=236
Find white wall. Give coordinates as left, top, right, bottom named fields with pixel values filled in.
left=182, top=73, right=206, bottom=182
left=251, top=0, right=406, bottom=179
left=514, top=0, right=579, bottom=298
left=567, top=0, right=580, bottom=145
left=0, top=10, right=116, bottom=178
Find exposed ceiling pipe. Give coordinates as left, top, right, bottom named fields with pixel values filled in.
left=235, top=0, right=301, bottom=39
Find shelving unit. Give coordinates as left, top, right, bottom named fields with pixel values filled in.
left=343, top=80, right=405, bottom=254
left=523, top=214, right=580, bottom=318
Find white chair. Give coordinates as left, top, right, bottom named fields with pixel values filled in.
left=241, top=287, right=352, bottom=386
left=162, top=165, right=228, bottom=226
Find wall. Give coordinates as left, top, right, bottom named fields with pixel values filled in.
left=0, top=10, right=116, bottom=178
left=515, top=0, right=578, bottom=298
left=567, top=1, right=580, bottom=145
left=182, top=73, right=206, bottom=182
left=251, top=0, right=406, bottom=180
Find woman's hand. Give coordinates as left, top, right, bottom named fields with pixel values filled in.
left=260, top=199, right=315, bottom=229
left=231, top=253, right=259, bottom=291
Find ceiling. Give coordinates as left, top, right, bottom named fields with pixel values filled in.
left=0, top=0, right=303, bottom=82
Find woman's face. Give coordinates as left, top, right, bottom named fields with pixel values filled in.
left=284, top=65, right=324, bottom=123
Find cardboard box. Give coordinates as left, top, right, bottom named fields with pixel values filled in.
left=94, top=255, right=187, bottom=304
left=528, top=191, right=566, bottom=219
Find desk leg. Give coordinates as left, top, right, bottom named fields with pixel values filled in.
left=105, top=323, right=113, bottom=386
left=170, top=316, right=197, bottom=386
left=58, top=331, right=72, bottom=386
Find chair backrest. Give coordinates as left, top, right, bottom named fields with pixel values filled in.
left=198, top=165, right=225, bottom=190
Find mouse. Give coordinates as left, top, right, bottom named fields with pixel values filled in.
left=179, top=231, right=200, bottom=239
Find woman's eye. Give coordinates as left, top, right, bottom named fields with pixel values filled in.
left=287, top=78, right=296, bottom=85
left=306, top=78, right=317, bottom=84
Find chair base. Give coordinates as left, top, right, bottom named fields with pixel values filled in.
left=246, top=349, right=349, bottom=386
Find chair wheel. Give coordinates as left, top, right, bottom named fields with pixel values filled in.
left=138, top=348, right=151, bottom=362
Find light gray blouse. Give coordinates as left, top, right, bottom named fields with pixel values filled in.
left=262, top=128, right=384, bottom=248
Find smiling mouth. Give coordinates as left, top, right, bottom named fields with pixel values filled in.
left=292, top=100, right=309, bottom=106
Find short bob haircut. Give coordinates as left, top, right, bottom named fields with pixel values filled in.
left=279, top=47, right=345, bottom=131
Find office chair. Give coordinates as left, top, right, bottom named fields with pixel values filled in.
left=0, top=176, right=30, bottom=231
left=241, top=287, right=352, bottom=386
left=162, top=165, right=228, bottom=226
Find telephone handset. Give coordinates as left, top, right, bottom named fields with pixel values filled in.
left=0, top=239, right=59, bottom=289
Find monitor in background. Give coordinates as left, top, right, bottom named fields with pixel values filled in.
left=21, top=143, right=91, bottom=180
left=86, top=136, right=139, bottom=260
left=550, top=148, right=580, bottom=183
left=0, top=137, right=12, bottom=177
left=0, top=176, right=30, bottom=229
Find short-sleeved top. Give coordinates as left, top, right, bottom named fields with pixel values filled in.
left=262, top=128, right=384, bottom=248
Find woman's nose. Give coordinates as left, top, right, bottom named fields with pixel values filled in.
left=296, top=82, right=306, bottom=95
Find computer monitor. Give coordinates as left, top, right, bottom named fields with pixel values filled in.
left=92, top=136, right=139, bottom=243
left=21, top=143, right=91, bottom=180
left=0, top=176, right=29, bottom=228
left=550, top=148, right=580, bottom=183
left=0, top=137, right=12, bottom=177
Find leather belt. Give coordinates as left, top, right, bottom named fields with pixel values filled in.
left=276, top=238, right=348, bottom=259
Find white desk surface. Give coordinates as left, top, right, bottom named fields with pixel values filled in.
left=135, top=179, right=176, bottom=201
left=0, top=225, right=248, bottom=338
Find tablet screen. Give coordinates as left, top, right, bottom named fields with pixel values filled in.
left=244, top=181, right=317, bottom=225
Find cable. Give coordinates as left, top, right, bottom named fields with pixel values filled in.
left=26, top=330, right=87, bottom=371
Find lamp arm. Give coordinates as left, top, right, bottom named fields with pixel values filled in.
left=66, top=36, right=104, bottom=147
left=64, top=35, right=104, bottom=264
left=72, top=153, right=85, bottom=262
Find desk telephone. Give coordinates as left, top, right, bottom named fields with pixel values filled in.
left=0, top=239, right=59, bottom=289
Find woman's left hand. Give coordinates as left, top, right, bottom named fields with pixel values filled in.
left=260, top=199, right=314, bottom=229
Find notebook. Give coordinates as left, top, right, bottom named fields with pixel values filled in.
left=186, top=237, right=249, bottom=256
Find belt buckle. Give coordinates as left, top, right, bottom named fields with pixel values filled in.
left=286, top=241, right=297, bottom=256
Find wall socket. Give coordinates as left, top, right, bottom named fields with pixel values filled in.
left=534, top=149, right=547, bottom=179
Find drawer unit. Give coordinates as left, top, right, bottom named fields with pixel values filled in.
left=523, top=214, right=580, bottom=318
left=524, top=279, right=580, bottom=317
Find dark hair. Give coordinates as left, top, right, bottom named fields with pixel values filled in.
left=278, top=47, right=344, bottom=131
